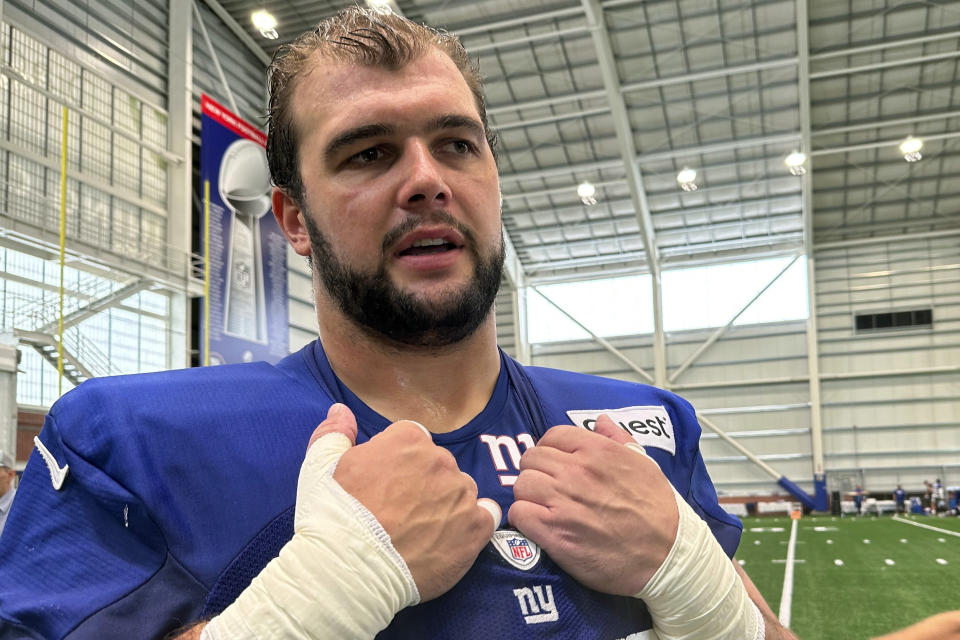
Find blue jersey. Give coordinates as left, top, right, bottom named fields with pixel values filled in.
left=0, top=341, right=741, bottom=639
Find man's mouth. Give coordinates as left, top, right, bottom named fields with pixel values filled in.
left=397, top=236, right=463, bottom=257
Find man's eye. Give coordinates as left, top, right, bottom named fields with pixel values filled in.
left=349, top=147, right=385, bottom=164
left=446, top=140, right=475, bottom=155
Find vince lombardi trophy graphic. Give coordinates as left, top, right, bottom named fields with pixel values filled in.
left=220, top=138, right=271, bottom=343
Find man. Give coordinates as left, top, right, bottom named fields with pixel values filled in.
left=0, top=451, right=16, bottom=536
left=0, top=8, right=795, bottom=640
left=894, top=484, right=906, bottom=514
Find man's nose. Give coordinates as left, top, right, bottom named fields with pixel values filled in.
left=397, top=141, right=450, bottom=208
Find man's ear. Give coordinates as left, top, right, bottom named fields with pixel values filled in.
left=272, top=187, right=312, bottom=256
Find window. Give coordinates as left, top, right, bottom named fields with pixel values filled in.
left=526, top=275, right=653, bottom=344
left=854, top=309, right=932, bottom=333
left=663, top=256, right=808, bottom=332
left=525, top=256, right=809, bottom=345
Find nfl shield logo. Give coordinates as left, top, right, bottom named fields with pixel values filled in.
left=508, top=537, right=532, bottom=561
left=492, top=530, right=541, bottom=570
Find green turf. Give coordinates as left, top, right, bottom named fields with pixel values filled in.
left=735, top=515, right=960, bottom=639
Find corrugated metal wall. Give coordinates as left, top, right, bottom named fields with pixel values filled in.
left=519, top=238, right=960, bottom=497
left=816, top=236, right=960, bottom=494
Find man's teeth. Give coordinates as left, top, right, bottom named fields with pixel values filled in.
left=411, top=238, right=446, bottom=248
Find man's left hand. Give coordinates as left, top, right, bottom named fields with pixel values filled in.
left=508, top=414, right=679, bottom=595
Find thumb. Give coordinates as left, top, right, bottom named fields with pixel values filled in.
left=308, top=403, right=358, bottom=451
left=593, top=413, right=634, bottom=446
left=295, top=404, right=358, bottom=532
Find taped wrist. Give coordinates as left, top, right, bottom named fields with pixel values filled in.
left=203, top=432, right=419, bottom=640
left=637, top=490, right=764, bottom=640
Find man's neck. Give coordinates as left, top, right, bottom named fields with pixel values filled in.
left=318, top=312, right=502, bottom=434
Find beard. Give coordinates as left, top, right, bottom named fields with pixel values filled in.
left=302, top=210, right=505, bottom=348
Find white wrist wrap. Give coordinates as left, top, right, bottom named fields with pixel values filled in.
left=203, top=432, right=419, bottom=640
left=637, top=490, right=764, bottom=640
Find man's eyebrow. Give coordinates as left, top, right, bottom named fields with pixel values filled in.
left=324, top=123, right=394, bottom=162
left=427, top=114, right=486, bottom=139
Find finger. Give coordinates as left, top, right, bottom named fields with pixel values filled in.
left=593, top=414, right=634, bottom=446
left=507, top=500, right=552, bottom=543
left=384, top=419, right=433, bottom=442
left=512, top=469, right=560, bottom=507
left=477, top=498, right=502, bottom=532
left=307, top=403, right=358, bottom=451
left=517, top=444, right=570, bottom=476
left=536, top=424, right=595, bottom=453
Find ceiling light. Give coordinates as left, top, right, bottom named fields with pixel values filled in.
left=898, top=136, right=922, bottom=162
left=251, top=10, right=279, bottom=39
left=365, top=0, right=394, bottom=14
left=676, top=167, right=698, bottom=191
left=577, top=181, right=597, bottom=205
left=784, top=150, right=807, bottom=176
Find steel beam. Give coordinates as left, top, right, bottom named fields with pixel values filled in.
left=456, top=6, right=586, bottom=36
left=812, top=129, right=960, bottom=156
left=620, top=57, right=797, bottom=94
left=813, top=108, right=960, bottom=137
left=582, top=0, right=665, bottom=386
left=810, top=29, right=960, bottom=61
left=797, top=0, right=825, bottom=479
left=199, top=0, right=271, bottom=67
left=469, top=26, right=590, bottom=55
left=811, top=49, right=960, bottom=80
left=193, top=0, right=238, bottom=114
left=169, top=0, right=194, bottom=368
left=493, top=106, right=611, bottom=131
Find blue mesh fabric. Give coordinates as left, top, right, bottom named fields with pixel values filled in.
left=201, top=506, right=295, bottom=617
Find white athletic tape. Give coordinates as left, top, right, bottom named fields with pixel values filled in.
left=636, top=489, right=764, bottom=640
left=203, top=430, right=418, bottom=639
left=477, top=498, right=502, bottom=529
left=407, top=420, right=432, bottom=438
left=624, top=442, right=648, bottom=458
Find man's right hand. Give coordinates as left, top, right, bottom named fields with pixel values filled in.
left=314, top=403, right=499, bottom=601
left=199, top=403, right=498, bottom=640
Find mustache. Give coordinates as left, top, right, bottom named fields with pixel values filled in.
left=380, top=211, right=475, bottom=254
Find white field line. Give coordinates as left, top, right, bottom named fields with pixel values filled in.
left=892, top=516, right=960, bottom=538
left=778, top=518, right=799, bottom=627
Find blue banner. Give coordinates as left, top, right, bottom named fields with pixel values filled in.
left=200, top=94, right=289, bottom=365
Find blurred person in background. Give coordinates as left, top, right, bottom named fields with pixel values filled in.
left=0, top=451, right=16, bottom=536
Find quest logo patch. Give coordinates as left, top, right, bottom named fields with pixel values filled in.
left=565, top=405, right=676, bottom=455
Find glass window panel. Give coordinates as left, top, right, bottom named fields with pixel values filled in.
left=663, top=256, right=808, bottom=331
left=113, top=88, right=140, bottom=135
left=10, top=83, right=45, bottom=153
left=48, top=50, right=81, bottom=104
left=112, top=199, right=141, bottom=258
left=10, top=28, right=47, bottom=89
left=527, top=275, right=653, bottom=344
left=141, top=148, right=166, bottom=206
left=112, top=135, right=140, bottom=194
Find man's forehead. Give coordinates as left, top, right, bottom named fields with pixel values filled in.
left=292, top=47, right=478, bottom=126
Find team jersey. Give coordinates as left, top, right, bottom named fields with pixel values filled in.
left=0, top=341, right=741, bottom=639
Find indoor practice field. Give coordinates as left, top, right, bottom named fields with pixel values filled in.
left=735, top=514, right=960, bottom=639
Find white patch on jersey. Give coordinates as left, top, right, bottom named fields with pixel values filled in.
left=512, top=585, right=557, bottom=624
left=492, top=530, right=541, bottom=570
left=566, top=405, right=676, bottom=455
left=34, top=436, right=69, bottom=490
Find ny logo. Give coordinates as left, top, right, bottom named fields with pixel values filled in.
left=479, top=434, right=536, bottom=486
left=512, top=585, right=558, bottom=624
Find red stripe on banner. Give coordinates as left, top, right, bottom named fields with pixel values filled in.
left=201, top=94, right=266, bottom=147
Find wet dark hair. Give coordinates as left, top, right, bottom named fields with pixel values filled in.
left=266, top=6, right=498, bottom=203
